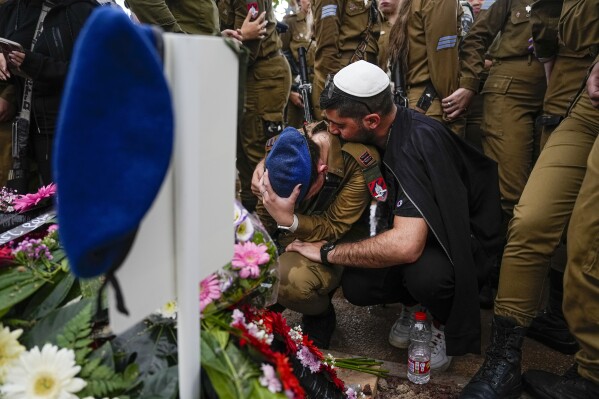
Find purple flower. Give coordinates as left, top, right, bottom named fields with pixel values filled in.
left=345, top=387, right=358, bottom=399
left=259, top=364, right=282, bottom=393
left=297, top=346, right=322, bottom=373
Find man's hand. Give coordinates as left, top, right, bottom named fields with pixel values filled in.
left=260, top=170, right=299, bottom=227
left=221, top=29, right=243, bottom=45
left=251, top=159, right=266, bottom=198
left=588, top=61, right=599, bottom=109
left=441, top=88, right=476, bottom=120
left=240, top=10, right=267, bottom=41
left=289, top=91, right=304, bottom=108
left=286, top=239, right=326, bottom=263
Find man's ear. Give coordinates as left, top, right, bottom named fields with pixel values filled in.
left=362, top=113, right=381, bottom=130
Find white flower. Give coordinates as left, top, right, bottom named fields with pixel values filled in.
left=235, top=217, right=254, bottom=242
left=233, top=202, right=248, bottom=226
left=0, top=324, right=25, bottom=384
left=1, top=343, right=86, bottom=399
left=259, top=364, right=282, bottom=393
left=156, top=300, right=178, bottom=319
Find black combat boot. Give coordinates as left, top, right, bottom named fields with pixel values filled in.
left=301, top=303, right=336, bottom=349
left=523, top=363, right=599, bottom=399
left=526, top=269, right=579, bottom=354
left=460, top=316, right=526, bottom=399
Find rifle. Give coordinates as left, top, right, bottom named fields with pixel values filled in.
left=297, top=46, right=314, bottom=123
left=392, top=62, right=409, bottom=107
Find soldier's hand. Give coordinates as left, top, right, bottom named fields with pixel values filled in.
left=251, top=159, right=266, bottom=198
left=260, top=170, right=299, bottom=227
left=441, top=88, right=475, bottom=120
left=0, top=53, right=9, bottom=80
left=587, top=61, right=599, bottom=110
left=240, top=10, right=267, bottom=41
left=286, top=239, right=325, bottom=264
left=290, top=91, right=304, bottom=108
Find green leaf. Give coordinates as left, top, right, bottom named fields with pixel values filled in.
left=21, top=298, right=92, bottom=348
left=22, top=272, right=75, bottom=320
left=250, top=379, right=288, bottom=399
left=138, top=365, right=179, bottom=399
left=0, top=267, right=46, bottom=317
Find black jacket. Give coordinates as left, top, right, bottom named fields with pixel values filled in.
left=384, top=107, right=503, bottom=355
left=0, top=0, right=98, bottom=134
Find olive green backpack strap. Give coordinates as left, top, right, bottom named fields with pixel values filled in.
left=341, top=142, right=388, bottom=202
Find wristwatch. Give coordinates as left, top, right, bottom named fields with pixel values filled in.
left=320, top=241, right=336, bottom=267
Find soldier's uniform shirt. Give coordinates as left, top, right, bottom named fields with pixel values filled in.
left=377, top=17, right=393, bottom=71
left=127, top=0, right=219, bottom=34
left=494, top=2, right=599, bottom=387
left=530, top=0, right=594, bottom=149
left=311, top=0, right=381, bottom=119
left=458, top=0, right=546, bottom=218
left=220, top=0, right=292, bottom=211
left=401, top=0, right=464, bottom=135
left=256, top=133, right=378, bottom=315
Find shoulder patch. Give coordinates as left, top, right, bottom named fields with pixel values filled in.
left=321, top=4, right=337, bottom=19
left=359, top=150, right=375, bottom=167
left=436, top=35, right=457, bottom=51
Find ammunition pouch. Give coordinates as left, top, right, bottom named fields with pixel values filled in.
left=536, top=114, right=563, bottom=128
left=415, top=81, right=437, bottom=113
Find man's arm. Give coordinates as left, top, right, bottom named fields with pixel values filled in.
left=286, top=214, right=428, bottom=268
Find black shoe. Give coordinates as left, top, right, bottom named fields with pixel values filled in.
left=301, top=305, right=336, bottom=349
left=527, top=310, right=579, bottom=355
left=523, top=364, right=599, bottom=399
left=460, top=316, right=526, bottom=399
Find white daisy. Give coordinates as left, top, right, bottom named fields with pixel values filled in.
left=156, top=300, right=178, bottom=319
left=0, top=324, right=25, bottom=384
left=1, top=343, right=87, bottom=399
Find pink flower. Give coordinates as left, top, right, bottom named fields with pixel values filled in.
left=231, top=242, right=270, bottom=279
left=297, top=346, right=322, bottom=373
left=13, top=183, right=56, bottom=213
left=200, top=273, right=222, bottom=312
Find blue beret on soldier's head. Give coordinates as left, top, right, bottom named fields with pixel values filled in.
left=53, top=7, right=173, bottom=280
left=265, top=127, right=312, bottom=203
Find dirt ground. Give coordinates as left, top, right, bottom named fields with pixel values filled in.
left=374, top=376, right=461, bottom=399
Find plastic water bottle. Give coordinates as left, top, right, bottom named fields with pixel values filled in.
left=407, top=311, right=432, bottom=384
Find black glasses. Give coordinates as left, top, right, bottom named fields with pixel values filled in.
left=322, top=74, right=373, bottom=114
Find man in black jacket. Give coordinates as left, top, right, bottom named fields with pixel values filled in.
left=0, top=0, right=99, bottom=187
left=286, top=61, right=502, bottom=364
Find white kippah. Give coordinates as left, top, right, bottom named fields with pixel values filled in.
left=333, top=60, right=390, bottom=97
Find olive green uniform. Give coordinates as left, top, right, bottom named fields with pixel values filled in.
left=530, top=0, right=595, bottom=150
left=0, top=83, right=15, bottom=187
left=257, top=133, right=379, bottom=315
left=126, top=0, right=219, bottom=35
left=404, top=0, right=465, bottom=136
left=281, top=10, right=315, bottom=128
left=459, top=0, right=547, bottom=218
left=221, top=0, right=292, bottom=211
left=495, top=0, right=599, bottom=385
left=311, top=0, right=381, bottom=119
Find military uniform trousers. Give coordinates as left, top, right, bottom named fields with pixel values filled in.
left=0, top=121, right=11, bottom=187
left=407, top=82, right=466, bottom=138
left=564, top=133, right=599, bottom=386
left=237, top=54, right=291, bottom=211
left=495, top=86, right=599, bottom=329
left=276, top=213, right=371, bottom=315
left=480, top=57, right=546, bottom=217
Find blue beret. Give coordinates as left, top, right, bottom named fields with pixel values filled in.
left=265, top=127, right=311, bottom=203
left=53, top=7, right=173, bottom=278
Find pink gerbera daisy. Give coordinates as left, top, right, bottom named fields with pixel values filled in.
left=231, top=242, right=270, bottom=279
left=200, top=273, right=222, bottom=312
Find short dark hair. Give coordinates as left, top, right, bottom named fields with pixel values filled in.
left=306, top=135, right=321, bottom=187
left=320, top=78, right=395, bottom=120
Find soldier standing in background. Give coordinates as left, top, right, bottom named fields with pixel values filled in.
left=387, top=0, right=466, bottom=136
left=126, top=0, right=220, bottom=35
left=311, top=0, right=381, bottom=119
left=281, top=0, right=315, bottom=128
left=220, top=0, right=291, bottom=213
left=377, top=0, right=399, bottom=71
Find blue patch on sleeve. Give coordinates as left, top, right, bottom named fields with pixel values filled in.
left=321, top=4, right=337, bottom=19
left=436, top=35, right=457, bottom=50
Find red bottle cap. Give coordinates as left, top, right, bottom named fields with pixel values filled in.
left=414, top=311, right=427, bottom=321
